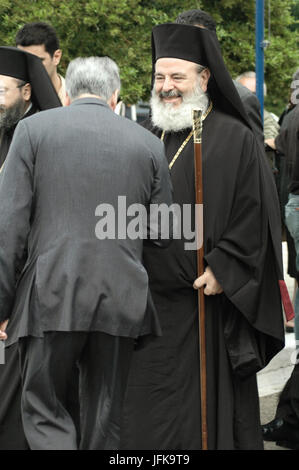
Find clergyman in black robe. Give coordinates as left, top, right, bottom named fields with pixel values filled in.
left=262, top=103, right=299, bottom=450
left=0, top=46, right=61, bottom=450
left=120, top=23, right=289, bottom=450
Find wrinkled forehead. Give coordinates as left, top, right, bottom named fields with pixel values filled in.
left=155, top=57, right=200, bottom=75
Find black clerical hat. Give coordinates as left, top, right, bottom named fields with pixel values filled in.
left=152, top=24, right=250, bottom=128
left=0, top=46, right=61, bottom=110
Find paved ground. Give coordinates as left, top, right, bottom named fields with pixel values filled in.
left=257, top=242, right=296, bottom=450
left=258, top=334, right=295, bottom=450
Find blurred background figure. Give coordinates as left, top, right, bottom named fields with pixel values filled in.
left=235, top=71, right=280, bottom=174
left=267, top=70, right=299, bottom=334
left=262, top=101, right=299, bottom=450
left=16, top=22, right=66, bottom=105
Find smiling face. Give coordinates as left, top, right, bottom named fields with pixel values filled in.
left=154, top=57, right=210, bottom=108
left=151, top=57, right=210, bottom=132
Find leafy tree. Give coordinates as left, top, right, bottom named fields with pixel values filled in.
left=290, top=0, right=299, bottom=31
left=0, top=0, right=193, bottom=102
left=200, top=0, right=299, bottom=114
left=0, top=0, right=298, bottom=113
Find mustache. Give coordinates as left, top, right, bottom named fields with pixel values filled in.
left=159, top=90, right=182, bottom=99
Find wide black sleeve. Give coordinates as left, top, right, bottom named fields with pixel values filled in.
left=0, top=120, right=34, bottom=322
left=206, top=132, right=284, bottom=373
left=205, top=134, right=262, bottom=304
left=147, top=143, right=174, bottom=248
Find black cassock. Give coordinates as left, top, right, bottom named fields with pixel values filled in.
left=0, top=105, right=38, bottom=450
left=121, top=107, right=285, bottom=450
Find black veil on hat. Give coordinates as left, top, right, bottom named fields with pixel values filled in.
left=0, top=46, right=61, bottom=110
left=151, top=23, right=250, bottom=128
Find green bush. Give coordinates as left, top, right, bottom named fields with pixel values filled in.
left=0, top=0, right=298, bottom=113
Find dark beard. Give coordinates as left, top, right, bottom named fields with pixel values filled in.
left=0, top=97, right=27, bottom=132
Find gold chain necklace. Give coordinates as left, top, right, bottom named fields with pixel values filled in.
left=160, top=101, right=213, bottom=170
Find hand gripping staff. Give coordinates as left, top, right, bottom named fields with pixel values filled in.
left=192, top=109, right=208, bottom=450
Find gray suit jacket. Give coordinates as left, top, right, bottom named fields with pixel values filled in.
left=0, top=97, right=173, bottom=343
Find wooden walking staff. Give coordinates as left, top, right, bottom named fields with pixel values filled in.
left=192, top=108, right=208, bottom=450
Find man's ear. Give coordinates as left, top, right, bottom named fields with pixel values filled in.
left=22, top=83, right=32, bottom=102
left=65, top=92, right=71, bottom=106
left=53, top=49, right=62, bottom=67
left=200, top=68, right=211, bottom=93
left=108, top=89, right=120, bottom=111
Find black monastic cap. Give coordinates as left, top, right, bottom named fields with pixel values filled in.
left=0, top=46, right=61, bottom=110
left=152, top=23, right=208, bottom=66
left=151, top=23, right=250, bottom=128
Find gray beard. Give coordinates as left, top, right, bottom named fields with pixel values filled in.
left=0, top=97, right=27, bottom=132
left=150, top=84, right=209, bottom=132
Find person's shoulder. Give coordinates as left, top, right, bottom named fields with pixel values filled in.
left=211, top=108, right=259, bottom=160
left=140, top=117, right=156, bottom=132
left=233, top=80, right=261, bottom=115
left=211, top=107, right=253, bottom=135
left=233, top=80, right=259, bottom=104
left=18, top=107, right=68, bottom=143
left=22, top=105, right=65, bottom=126
left=284, top=105, right=299, bottom=132
left=13, top=108, right=51, bottom=136
left=117, top=115, right=164, bottom=152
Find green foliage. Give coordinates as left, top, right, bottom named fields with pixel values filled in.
left=0, top=0, right=298, bottom=111
left=200, top=0, right=299, bottom=114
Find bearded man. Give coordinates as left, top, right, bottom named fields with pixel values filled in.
left=0, top=46, right=60, bottom=450
left=0, top=77, right=34, bottom=169
left=0, top=76, right=31, bottom=155
left=175, top=8, right=265, bottom=146
left=0, top=47, right=60, bottom=168
left=121, top=23, right=287, bottom=450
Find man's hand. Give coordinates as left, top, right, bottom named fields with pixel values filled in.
left=265, top=138, right=276, bottom=150
left=0, top=320, right=8, bottom=341
left=193, top=266, right=223, bottom=295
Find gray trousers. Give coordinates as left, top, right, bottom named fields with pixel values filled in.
left=19, top=332, right=134, bottom=450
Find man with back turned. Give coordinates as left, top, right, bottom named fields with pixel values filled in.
left=0, top=56, right=173, bottom=449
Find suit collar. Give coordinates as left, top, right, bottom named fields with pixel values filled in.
left=70, top=97, right=110, bottom=108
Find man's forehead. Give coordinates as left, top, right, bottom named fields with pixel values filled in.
left=17, top=44, right=48, bottom=59
left=155, top=57, right=199, bottom=74
left=0, top=74, right=18, bottom=86
left=239, top=76, right=256, bottom=93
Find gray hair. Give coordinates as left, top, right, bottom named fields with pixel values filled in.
left=235, top=70, right=267, bottom=96
left=196, top=64, right=207, bottom=75
left=65, top=56, right=121, bottom=101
